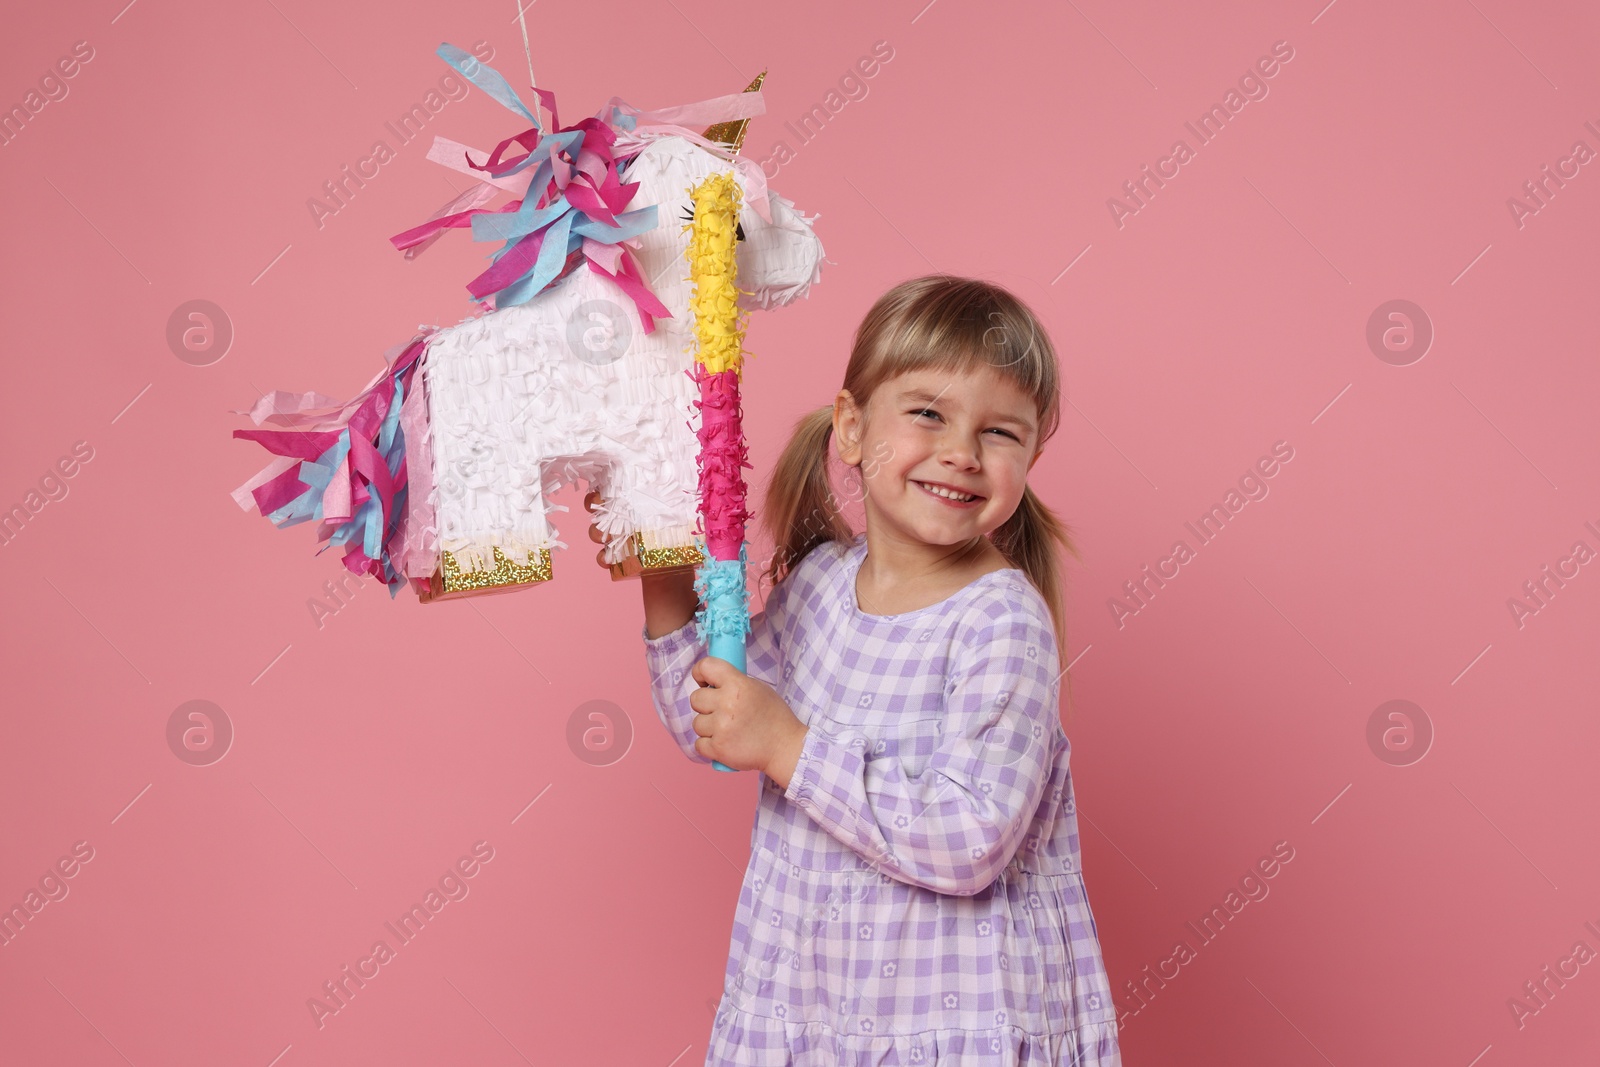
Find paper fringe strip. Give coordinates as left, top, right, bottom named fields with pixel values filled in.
left=686, top=171, right=753, bottom=643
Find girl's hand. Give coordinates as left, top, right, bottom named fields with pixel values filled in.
left=689, top=656, right=808, bottom=781
left=590, top=489, right=698, bottom=636
left=583, top=490, right=618, bottom=570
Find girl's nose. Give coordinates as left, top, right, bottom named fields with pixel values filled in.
left=938, top=437, right=981, bottom=471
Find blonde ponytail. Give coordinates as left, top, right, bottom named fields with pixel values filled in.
left=760, top=405, right=853, bottom=591
left=991, top=486, right=1083, bottom=724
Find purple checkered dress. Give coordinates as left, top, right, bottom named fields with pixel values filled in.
left=644, top=534, right=1121, bottom=1066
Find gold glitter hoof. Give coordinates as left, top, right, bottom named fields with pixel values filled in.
left=608, top=532, right=705, bottom=582
left=419, top=546, right=553, bottom=603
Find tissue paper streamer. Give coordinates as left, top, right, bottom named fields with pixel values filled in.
left=230, top=331, right=439, bottom=595
left=392, top=43, right=777, bottom=323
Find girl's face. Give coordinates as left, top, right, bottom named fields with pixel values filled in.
left=834, top=364, right=1043, bottom=549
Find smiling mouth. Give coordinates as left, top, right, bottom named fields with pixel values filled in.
left=914, top=480, right=982, bottom=504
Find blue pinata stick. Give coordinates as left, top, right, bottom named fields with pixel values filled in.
left=693, top=544, right=749, bottom=773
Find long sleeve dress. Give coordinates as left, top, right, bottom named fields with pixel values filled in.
left=643, top=533, right=1121, bottom=1067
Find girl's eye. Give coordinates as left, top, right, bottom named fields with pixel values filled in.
left=912, top=409, right=1020, bottom=441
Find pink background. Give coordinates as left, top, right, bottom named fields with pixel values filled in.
left=3, top=0, right=1598, bottom=1063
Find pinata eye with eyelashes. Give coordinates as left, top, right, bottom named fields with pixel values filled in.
left=681, top=203, right=745, bottom=241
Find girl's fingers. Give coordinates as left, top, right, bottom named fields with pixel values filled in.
left=585, top=491, right=607, bottom=555
left=693, top=656, right=734, bottom=687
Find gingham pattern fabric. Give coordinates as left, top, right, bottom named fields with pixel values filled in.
left=643, top=535, right=1121, bottom=1066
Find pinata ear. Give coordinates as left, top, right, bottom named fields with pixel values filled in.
left=701, top=70, right=767, bottom=155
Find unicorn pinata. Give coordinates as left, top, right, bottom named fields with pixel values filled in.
left=232, top=45, right=825, bottom=603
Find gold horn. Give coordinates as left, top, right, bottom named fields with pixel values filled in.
left=701, top=70, right=767, bottom=155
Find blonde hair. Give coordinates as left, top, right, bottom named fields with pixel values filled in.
left=759, top=274, right=1084, bottom=718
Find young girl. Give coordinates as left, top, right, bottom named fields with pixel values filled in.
left=597, top=275, right=1120, bottom=1065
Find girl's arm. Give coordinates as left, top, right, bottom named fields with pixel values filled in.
left=642, top=569, right=697, bottom=640
left=783, top=597, right=1060, bottom=898
left=641, top=568, right=788, bottom=765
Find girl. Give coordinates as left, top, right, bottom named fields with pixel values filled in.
left=591, top=275, right=1120, bottom=1065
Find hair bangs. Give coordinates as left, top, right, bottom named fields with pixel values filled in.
left=861, top=277, right=1061, bottom=445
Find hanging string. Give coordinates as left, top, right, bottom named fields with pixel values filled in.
left=512, top=0, right=550, bottom=132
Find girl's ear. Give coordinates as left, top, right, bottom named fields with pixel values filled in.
left=833, top=389, right=863, bottom=465
left=1028, top=448, right=1043, bottom=472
